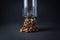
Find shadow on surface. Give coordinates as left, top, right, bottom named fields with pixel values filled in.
left=29, top=27, right=60, bottom=33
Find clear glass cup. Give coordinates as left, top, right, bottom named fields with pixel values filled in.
left=23, top=0, right=37, bottom=18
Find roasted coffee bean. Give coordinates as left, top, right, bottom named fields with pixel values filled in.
left=20, top=29, right=23, bottom=32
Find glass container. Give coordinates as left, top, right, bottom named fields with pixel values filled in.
left=23, top=0, right=37, bottom=18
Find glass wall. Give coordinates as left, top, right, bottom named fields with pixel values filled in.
left=23, top=0, right=37, bottom=17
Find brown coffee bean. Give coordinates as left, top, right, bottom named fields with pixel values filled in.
left=29, top=26, right=33, bottom=29
left=25, top=18, right=29, bottom=22
left=20, top=29, right=23, bottom=32
left=24, top=28, right=29, bottom=32
left=29, top=29, right=32, bottom=31
left=36, top=29, right=39, bottom=31
left=33, top=29, right=35, bottom=31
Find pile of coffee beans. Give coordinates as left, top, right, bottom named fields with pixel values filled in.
left=20, top=18, right=39, bottom=32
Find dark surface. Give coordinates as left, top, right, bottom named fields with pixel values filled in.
left=0, top=0, right=60, bottom=40
left=0, top=24, right=60, bottom=40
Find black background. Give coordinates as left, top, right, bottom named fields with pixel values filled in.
left=0, top=0, right=60, bottom=40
